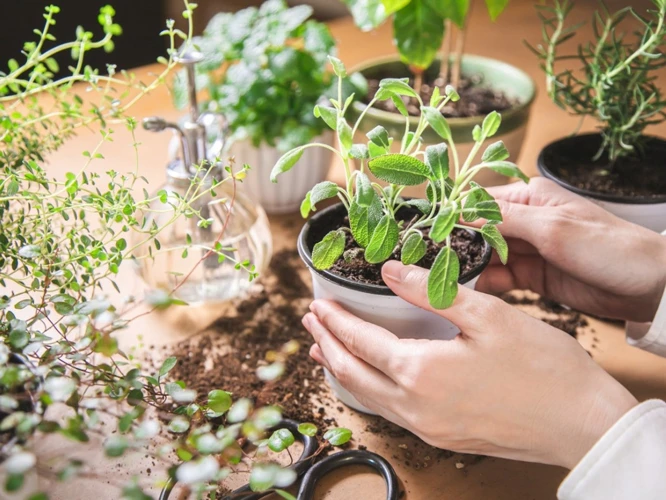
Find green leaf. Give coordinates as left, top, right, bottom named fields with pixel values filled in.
left=367, top=125, right=390, bottom=149
left=268, top=428, right=295, bottom=452
left=314, top=105, right=337, bottom=130
left=427, top=246, right=460, bottom=309
left=485, top=0, right=509, bottom=20
left=271, top=147, right=305, bottom=182
left=365, top=215, right=399, bottom=264
left=297, top=422, right=318, bottom=437
left=481, top=140, right=510, bottom=162
left=310, top=181, right=339, bottom=209
left=422, top=106, right=452, bottom=141
left=393, top=0, right=444, bottom=71
left=382, top=0, right=411, bottom=15
left=312, top=230, right=346, bottom=270
left=337, top=119, right=353, bottom=151
left=483, top=161, right=530, bottom=183
left=405, top=198, right=432, bottom=214
left=464, top=199, right=503, bottom=222
left=355, top=172, right=375, bottom=206
left=430, top=203, right=458, bottom=243
left=401, top=233, right=427, bottom=265
left=481, top=111, right=501, bottom=138
left=159, top=357, right=177, bottom=378
left=368, top=154, right=430, bottom=186
left=207, top=390, right=232, bottom=415
left=368, top=141, right=388, bottom=158
left=378, top=78, right=418, bottom=99
left=350, top=144, right=370, bottom=159
left=328, top=56, right=347, bottom=77
left=104, top=435, right=128, bottom=457
left=434, top=0, right=470, bottom=27
left=275, top=490, right=297, bottom=500
left=342, top=0, right=388, bottom=31
left=323, top=427, right=353, bottom=446
left=480, top=223, right=508, bottom=264
left=472, top=124, right=482, bottom=142
left=349, top=197, right=383, bottom=248
left=425, top=143, right=450, bottom=179
left=391, top=94, right=409, bottom=116
left=300, top=192, right=312, bottom=219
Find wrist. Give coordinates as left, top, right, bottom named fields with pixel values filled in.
left=645, top=233, right=666, bottom=321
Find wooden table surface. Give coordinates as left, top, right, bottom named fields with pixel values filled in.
left=35, top=1, right=666, bottom=499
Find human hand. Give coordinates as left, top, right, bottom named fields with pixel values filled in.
left=302, top=262, right=638, bottom=469
left=476, top=178, right=666, bottom=323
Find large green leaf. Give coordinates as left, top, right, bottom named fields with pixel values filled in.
left=313, top=105, right=337, bottom=130
left=367, top=125, right=391, bottom=149
left=484, top=0, right=509, bottom=20
left=431, top=0, right=470, bottom=27
left=427, top=246, right=460, bottom=309
left=349, top=197, right=383, bottom=248
left=378, top=78, right=419, bottom=99
left=365, top=215, right=399, bottom=264
left=368, top=154, right=430, bottom=186
left=481, top=140, right=509, bottom=162
left=422, top=106, right=452, bottom=141
left=393, top=0, right=445, bottom=71
left=312, top=230, right=346, bottom=270
left=301, top=181, right=340, bottom=217
left=270, top=147, right=305, bottom=182
left=425, top=143, right=450, bottom=179
left=382, top=0, right=411, bottom=15
left=480, top=223, right=508, bottom=264
left=430, top=203, right=458, bottom=243
left=342, top=0, right=388, bottom=31
left=401, top=233, right=427, bottom=265
left=355, top=172, right=375, bottom=206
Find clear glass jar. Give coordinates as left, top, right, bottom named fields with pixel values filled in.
left=133, top=162, right=272, bottom=304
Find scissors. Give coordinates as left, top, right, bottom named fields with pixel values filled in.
left=159, top=419, right=400, bottom=500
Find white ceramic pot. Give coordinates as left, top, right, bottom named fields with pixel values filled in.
left=538, top=134, right=666, bottom=233
left=298, top=204, right=491, bottom=414
left=230, top=132, right=335, bottom=215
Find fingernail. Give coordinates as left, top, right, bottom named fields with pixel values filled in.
left=309, top=301, right=319, bottom=315
left=382, top=260, right=405, bottom=283
left=302, top=314, right=311, bottom=329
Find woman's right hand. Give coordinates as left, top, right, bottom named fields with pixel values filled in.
left=476, top=178, right=666, bottom=323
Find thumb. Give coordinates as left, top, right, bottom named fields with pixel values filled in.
left=382, top=260, right=511, bottom=336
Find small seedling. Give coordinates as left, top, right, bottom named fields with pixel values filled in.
left=272, top=57, right=528, bottom=309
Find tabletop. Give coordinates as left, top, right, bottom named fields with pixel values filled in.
left=30, top=1, right=666, bottom=499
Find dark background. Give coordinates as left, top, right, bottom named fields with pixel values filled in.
left=0, top=0, right=347, bottom=74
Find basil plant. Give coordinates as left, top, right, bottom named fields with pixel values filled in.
left=271, top=57, right=528, bottom=309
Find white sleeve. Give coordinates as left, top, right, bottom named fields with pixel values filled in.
left=558, top=400, right=666, bottom=500
left=625, top=230, right=666, bottom=357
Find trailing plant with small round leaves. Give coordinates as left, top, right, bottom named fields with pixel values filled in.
left=271, top=57, right=528, bottom=309
left=1, top=3, right=351, bottom=498
left=342, top=0, right=511, bottom=90
left=528, top=0, right=666, bottom=163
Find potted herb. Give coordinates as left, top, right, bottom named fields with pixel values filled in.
left=531, top=0, right=666, bottom=232
left=172, top=0, right=361, bottom=215
left=341, top=0, right=536, bottom=191
left=1, top=4, right=352, bottom=498
left=271, top=58, right=527, bottom=413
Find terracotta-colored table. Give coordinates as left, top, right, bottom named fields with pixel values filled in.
left=34, top=2, right=666, bottom=499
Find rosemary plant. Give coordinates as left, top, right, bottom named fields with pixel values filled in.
left=529, top=0, right=666, bottom=162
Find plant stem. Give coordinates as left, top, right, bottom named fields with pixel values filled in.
left=439, top=20, right=453, bottom=83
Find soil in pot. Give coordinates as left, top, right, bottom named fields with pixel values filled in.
left=542, top=135, right=666, bottom=198
left=365, top=73, right=516, bottom=119
left=307, top=206, right=485, bottom=287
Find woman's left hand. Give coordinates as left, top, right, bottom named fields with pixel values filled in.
left=302, top=260, right=638, bottom=469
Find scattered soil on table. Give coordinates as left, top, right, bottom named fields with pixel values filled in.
left=163, top=249, right=337, bottom=430
left=543, top=136, right=666, bottom=198
left=308, top=207, right=486, bottom=287
left=365, top=75, right=516, bottom=118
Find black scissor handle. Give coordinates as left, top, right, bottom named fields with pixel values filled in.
left=296, top=449, right=400, bottom=500
left=159, top=419, right=318, bottom=500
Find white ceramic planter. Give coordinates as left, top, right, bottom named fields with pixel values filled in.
left=230, top=132, right=335, bottom=215
left=538, top=134, right=666, bottom=233
left=298, top=204, right=491, bottom=414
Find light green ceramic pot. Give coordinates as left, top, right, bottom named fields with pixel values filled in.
left=350, top=54, right=537, bottom=189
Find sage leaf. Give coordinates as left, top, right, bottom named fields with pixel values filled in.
left=401, top=233, right=427, bottom=265
left=355, top=172, right=375, bottom=206
left=404, top=198, right=432, bottom=214
left=328, top=56, right=347, bottom=77
left=349, top=197, right=382, bottom=248
left=462, top=186, right=495, bottom=222
left=425, top=143, right=450, bottom=179
left=314, top=105, right=337, bottom=130
left=480, top=223, right=508, bottom=264
left=391, top=94, right=409, bottom=116
left=365, top=215, right=399, bottom=264
left=422, top=106, right=452, bottom=141
left=310, top=181, right=339, bottom=208
left=367, top=125, right=390, bottom=149
left=483, top=160, right=530, bottom=183
left=337, top=119, right=353, bottom=151
left=368, top=141, right=388, bottom=158
left=312, top=230, right=346, bottom=270
left=300, top=193, right=312, bottom=219
left=350, top=143, right=369, bottom=159
left=270, top=147, right=304, bottom=182
left=481, top=140, right=510, bottom=162
left=368, top=154, right=430, bottom=185
left=378, top=78, right=418, bottom=98
left=464, top=200, right=503, bottom=222
left=481, top=111, right=501, bottom=138
left=430, top=203, right=458, bottom=243
left=427, top=246, right=460, bottom=309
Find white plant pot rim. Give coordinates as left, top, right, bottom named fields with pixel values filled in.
left=538, top=133, right=666, bottom=205
left=298, top=203, right=492, bottom=296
